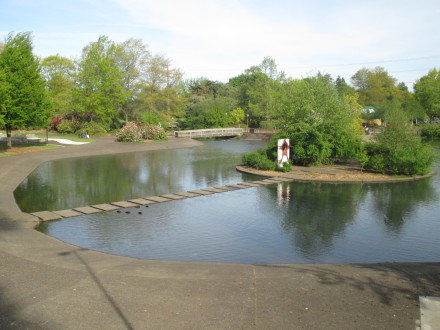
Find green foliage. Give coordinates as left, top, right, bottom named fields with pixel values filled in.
left=351, top=67, right=408, bottom=109
left=115, top=121, right=142, bottom=142
left=0, top=32, right=51, bottom=147
left=73, top=36, right=128, bottom=124
left=420, top=124, right=440, bottom=138
left=139, top=111, right=167, bottom=127
left=274, top=75, right=362, bottom=166
left=362, top=126, right=435, bottom=176
left=55, top=119, right=81, bottom=134
left=183, top=96, right=236, bottom=129
left=79, top=122, right=108, bottom=136
left=242, top=150, right=276, bottom=171
left=139, top=123, right=167, bottom=140
left=414, top=68, right=440, bottom=120
left=277, top=161, right=292, bottom=172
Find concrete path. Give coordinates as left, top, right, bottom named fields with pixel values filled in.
left=1, top=137, right=439, bottom=329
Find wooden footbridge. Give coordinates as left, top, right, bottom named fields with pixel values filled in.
left=174, top=128, right=243, bottom=138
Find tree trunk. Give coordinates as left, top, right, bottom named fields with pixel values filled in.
left=5, top=125, right=12, bottom=149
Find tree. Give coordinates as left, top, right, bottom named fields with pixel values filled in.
left=114, top=38, right=151, bottom=122
left=0, top=32, right=51, bottom=148
left=138, top=54, right=186, bottom=121
left=74, top=36, right=127, bottom=126
left=276, top=74, right=362, bottom=165
left=351, top=67, right=407, bottom=108
left=41, top=55, right=76, bottom=116
left=414, top=68, right=440, bottom=120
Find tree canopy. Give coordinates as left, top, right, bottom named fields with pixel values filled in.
left=0, top=32, right=50, bottom=148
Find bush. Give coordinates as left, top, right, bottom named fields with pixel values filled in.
left=277, top=161, right=292, bottom=172
left=116, top=122, right=167, bottom=142
left=116, top=122, right=142, bottom=142
left=242, top=150, right=276, bottom=171
left=362, top=128, right=435, bottom=176
left=78, top=122, right=108, bottom=136
left=139, top=124, right=167, bottom=141
left=140, top=112, right=168, bottom=127
left=420, top=124, right=440, bottom=139
left=56, top=119, right=81, bottom=134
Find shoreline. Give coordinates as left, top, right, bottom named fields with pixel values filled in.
left=237, top=164, right=435, bottom=183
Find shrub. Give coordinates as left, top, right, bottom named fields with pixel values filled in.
left=116, top=122, right=167, bottom=142
left=362, top=128, right=435, bottom=176
left=50, top=117, right=63, bottom=130
left=56, top=119, right=81, bottom=134
left=116, top=122, right=142, bottom=142
left=277, top=161, right=292, bottom=172
left=139, top=124, right=167, bottom=141
left=78, top=122, right=108, bottom=136
left=242, top=150, right=276, bottom=171
left=420, top=124, right=440, bottom=139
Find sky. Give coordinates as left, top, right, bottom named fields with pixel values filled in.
left=1, top=0, right=440, bottom=89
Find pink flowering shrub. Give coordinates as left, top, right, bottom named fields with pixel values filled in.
left=139, top=124, right=167, bottom=140
left=116, top=122, right=167, bottom=142
left=116, top=122, right=142, bottom=142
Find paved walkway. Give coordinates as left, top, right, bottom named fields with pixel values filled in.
left=1, top=137, right=439, bottom=329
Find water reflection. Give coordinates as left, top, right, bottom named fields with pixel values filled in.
left=261, top=182, right=367, bottom=258
left=14, top=140, right=266, bottom=212
left=368, top=178, right=438, bottom=232
left=22, top=141, right=440, bottom=263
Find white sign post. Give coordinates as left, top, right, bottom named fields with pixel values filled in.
left=277, top=139, right=290, bottom=167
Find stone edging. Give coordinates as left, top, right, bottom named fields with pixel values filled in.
left=236, top=165, right=435, bottom=183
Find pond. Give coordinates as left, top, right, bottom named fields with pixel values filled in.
left=15, top=140, right=440, bottom=264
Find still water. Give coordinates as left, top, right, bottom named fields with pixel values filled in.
left=16, top=140, right=440, bottom=264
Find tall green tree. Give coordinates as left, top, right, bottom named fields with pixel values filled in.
left=351, top=67, right=407, bottom=108
left=41, top=55, right=76, bottom=116
left=414, top=68, right=440, bottom=120
left=138, top=54, right=186, bottom=120
left=0, top=32, right=51, bottom=148
left=114, top=38, right=151, bottom=122
left=74, top=36, right=127, bottom=126
left=276, top=74, right=362, bottom=165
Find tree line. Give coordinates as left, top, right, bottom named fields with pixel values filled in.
left=1, top=32, right=440, bottom=147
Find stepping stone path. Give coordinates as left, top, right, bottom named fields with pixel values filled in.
left=33, top=177, right=293, bottom=222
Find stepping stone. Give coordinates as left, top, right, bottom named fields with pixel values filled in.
left=251, top=181, right=273, bottom=185
left=201, top=187, right=227, bottom=193
left=237, top=182, right=261, bottom=187
left=226, top=184, right=249, bottom=189
left=161, top=194, right=187, bottom=200
left=262, top=178, right=284, bottom=183
left=30, top=211, right=62, bottom=221
left=175, top=191, right=200, bottom=198
left=188, top=189, right=214, bottom=195
left=73, top=206, right=102, bottom=214
left=214, top=186, right=238, bottom=191
left=92, top=203, right=120, bottom=211
left=129, top=198, right=156, bottom=205
left=145, top=196, right=172, bottom=203
left=111, top=201, right=139, bottom=208
left=53, top=209, right=83, bottom=218
left=276, top=177, right=294, bottom=181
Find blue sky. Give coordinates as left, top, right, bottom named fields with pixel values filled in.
left=1, top=0, right=439, bottom=88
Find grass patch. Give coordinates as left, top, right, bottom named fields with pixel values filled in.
left=0, top=143, right=61, bottom=157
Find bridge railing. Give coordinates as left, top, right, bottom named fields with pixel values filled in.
left=174, top=128, right=243, bottom=138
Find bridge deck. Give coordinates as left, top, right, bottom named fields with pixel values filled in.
left=174, top=128, right=243, bottom=138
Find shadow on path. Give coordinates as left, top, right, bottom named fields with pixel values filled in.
left=58, top=248, right=134, bottom=330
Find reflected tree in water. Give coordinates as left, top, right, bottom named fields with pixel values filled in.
left=260, top=182, right=367, bottom=258
left=368, top=178, right=438, bottom=232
